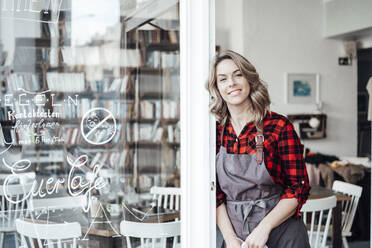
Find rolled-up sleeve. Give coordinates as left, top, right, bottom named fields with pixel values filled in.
left=277, top=121, right=311, bottom=218
left=216, top=178, right=226, bottom=208
left=215, top=124, right=226, bottom=208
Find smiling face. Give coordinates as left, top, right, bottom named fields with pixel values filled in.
left=216, top=59, right=251, bottom=109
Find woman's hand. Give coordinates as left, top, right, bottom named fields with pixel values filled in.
left=226, top=236, right=243, bottom=248
left=244, top=223, right=271, bottom=248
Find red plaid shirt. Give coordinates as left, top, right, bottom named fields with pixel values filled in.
left=216, top=111, right=310, bottom=218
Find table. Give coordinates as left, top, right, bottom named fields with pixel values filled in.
left=24, top=205, right=180, bottom=248
left=309, top=185, right=351, bottom=248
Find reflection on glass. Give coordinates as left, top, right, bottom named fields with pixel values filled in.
left=0, top=0, right=180, bottom=247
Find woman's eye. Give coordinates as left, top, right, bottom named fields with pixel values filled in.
left=219, top=78, right=226, bottom=82
left=235, top=73, right=242, bottom=77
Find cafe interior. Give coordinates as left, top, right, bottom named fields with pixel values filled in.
left=0, top=0, right=371, bottom=247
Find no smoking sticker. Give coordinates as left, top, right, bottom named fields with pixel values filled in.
left=80, top=108, right=117, bottom=145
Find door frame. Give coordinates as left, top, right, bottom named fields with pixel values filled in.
left=180, top=0, right=216, bottom=247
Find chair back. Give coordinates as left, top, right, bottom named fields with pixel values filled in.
left=332, top=180, right=363, bottom=236
left=0, top=172, right=35, bottom=184
left=30, top=195, right=87, bottom=213
left=120, top=220, right=180, bottom=248
left=16, top=218, right=81, bottom=248
left=150, top=187, right=181, bottom=211
left=301, top=196, right=337, bottom=248
left=0, top=182, right=33, bottom=231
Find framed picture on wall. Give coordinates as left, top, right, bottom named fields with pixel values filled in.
left=285, top=73, right=320, bottom=104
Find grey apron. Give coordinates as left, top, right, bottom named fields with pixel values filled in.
left=216, top=123, right=310, bottom=248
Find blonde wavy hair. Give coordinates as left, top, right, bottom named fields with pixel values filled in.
left=206, top=50, right=271, bottom=126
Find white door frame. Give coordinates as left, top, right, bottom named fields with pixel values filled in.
left=180, top=0, right=216, bottom=247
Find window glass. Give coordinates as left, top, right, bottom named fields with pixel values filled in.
left=0, top=0, right=180, bottom=246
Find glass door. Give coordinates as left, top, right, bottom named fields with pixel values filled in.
left=0, top=0, right=184, bottom=247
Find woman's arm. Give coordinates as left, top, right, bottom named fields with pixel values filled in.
left=217, top=203, right=243, bottom=248
left=244, top=119, right=310, bottom=248
left=244, top=198, right=298, bottom=248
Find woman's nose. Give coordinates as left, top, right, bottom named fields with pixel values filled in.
left=227, top=77, right=235, bottom=87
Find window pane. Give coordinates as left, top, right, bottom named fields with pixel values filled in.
left=0, top=0, right=180, bottom=247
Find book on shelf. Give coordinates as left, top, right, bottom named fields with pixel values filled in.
left=46, top=72, right=85, bottom=92
left=112, top=123, right=122, bottom=143
left=153, top=127, right=163, bottom=142
left=167, top=125, right=174, bottom=143
left=139, top=124, right=152, bottom=142
left=89, top=148, right=129, bottom=169
left=168, top=30, right=179, bottom=44
left=55, top=99, right=136, bottom=119
left=151, top=120, right=161, bottom=142
left=89, top=74, right=131, bottom=94
left=146, top=50, right=179, bottom=68
left=175, top=149, right=180, bottom=170
left=23, top=149, right=64, bottom=163
left=61, top=46, right=142, bottom=68
left=0, top=124, right=5, bottom=146
left=126, top=124, right=132, bottom=142
left=70, top=128, right=79, bottom=145
left=140, top=100, right=161, bottom=119
left=166, top=122, right=180, bottom=143
left=63, top=127, right=78, bottom=145
left=128, top=30, right=179, bottom=44
left=132, top=122, right=139, bottom=142
left=90, top=152, right=102, bottom=168
left=162, top=100, right=178, bottom=119
left=6, top=72, right=41, bottom=92
left=174, top=122, right=180, bottom=142
left=127, top=122, right=163, bottom=142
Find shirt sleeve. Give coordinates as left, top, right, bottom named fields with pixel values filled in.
left=277, top=120, right=311, bottom=218
left=216, top=123, right=226, bottom=208
left=216, top=178, right=226, bottom=208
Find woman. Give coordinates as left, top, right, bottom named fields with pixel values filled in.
left=206, top=50, right=311, bottom=248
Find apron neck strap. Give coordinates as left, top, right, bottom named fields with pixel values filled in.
left=220, top=119, right=264, bottom=164
left=255, top=123, right=264, bottom=165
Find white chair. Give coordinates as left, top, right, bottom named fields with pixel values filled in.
left=150, top=187, right=181, bottom=211
left=16, top=218, right=82, bottom=248
left=30, top=195, right=87, bottom=214
left=0, top=172, right=35, bottom=184
left=150, top=187, right=181, bottom=247
left=0, top=182, right=34, bottom=248
left=332, top=180, right=363, bottom=248
left=301, top=196, right=337, bottom=248
left=120, top=220, right=180, bottom=248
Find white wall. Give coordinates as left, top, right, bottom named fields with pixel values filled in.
left=216, top=0, right=359, bottom=156
left=323, top=0, right=372, bottom=38
left=0, top=18, right=40, bottom=66
left=215, top=0, right=244, bottom=54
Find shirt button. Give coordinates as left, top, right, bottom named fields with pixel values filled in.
left=301, top=180, right=305, bottom=184
left=236, top=138, right=238, bottom=142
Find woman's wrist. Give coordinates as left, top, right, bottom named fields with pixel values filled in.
left=257, top=221, right=273, bottom=233
left=225, top=233, right=239, bottom=244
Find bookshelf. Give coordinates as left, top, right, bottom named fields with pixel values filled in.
left=1, top=3, right=181, bottom=196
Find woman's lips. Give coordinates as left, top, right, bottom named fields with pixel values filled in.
left=228, top=89, right=241, bottom=96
